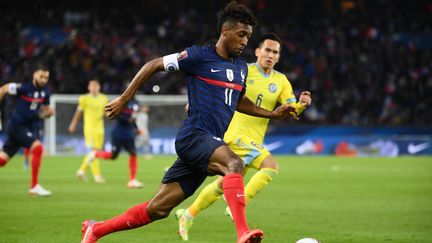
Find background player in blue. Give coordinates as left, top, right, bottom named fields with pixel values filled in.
left=0, top=65, right=54, bottom=196
left=81, top=2, right=297, bottom=243
left=86, top=98, right=144, bottom=189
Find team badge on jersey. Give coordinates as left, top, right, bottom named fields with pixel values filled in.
left=178, top=50, right=188, bottom=61
left=268, top=83, right=277, bottom=93
left=226, top=69, right=234, bottom=82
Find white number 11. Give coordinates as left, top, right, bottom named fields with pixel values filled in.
left=224, top=88, right=233, bottom=106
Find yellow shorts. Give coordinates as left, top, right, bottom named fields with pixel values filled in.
left=227, top=136, right=270, bottom=171
left=84, top=131, right=104, bottom=150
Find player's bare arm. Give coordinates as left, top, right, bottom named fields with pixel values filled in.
left=0, top=83, right=21, bottom=103
left=68, top=109, right=83, bottom=133
left=105, top=58, right=165, bottom=119
left=236, top=93, right=297, bottom=119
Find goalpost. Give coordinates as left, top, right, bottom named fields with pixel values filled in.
left=45, top=94, right=188, bottom=155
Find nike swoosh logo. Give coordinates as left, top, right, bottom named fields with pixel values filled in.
left=236, top=193, right=244, bottom=197
left=264, top=141, right=283, bottom=152
left=211, top=68, right=221, bottom=72
left=407, top=142, right=430, bottom=154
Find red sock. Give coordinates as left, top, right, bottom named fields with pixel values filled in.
left=93, top=201, right=151, bottom=239
left=30, top=145, right=43, bottom=188
left=129, top=155, right=137, bottom=180
left=223, top=173, right=249, bottom=238
left=95, top=151, right=112, bottom=159
left=0, top=157, right=7, bottom=166
left=24, top=148, right=30, bottom=161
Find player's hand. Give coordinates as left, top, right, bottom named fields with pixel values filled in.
left=299, top=91, right=312, bottom=108
left=68, top=124, right=75, bottom=133
left=39, top=106, right=54, bottom=119
left=273, top=104, right=298, bottom=120
left=137, top=128, right=145, bottom=135
left=105, top=96, right=127, bottom=119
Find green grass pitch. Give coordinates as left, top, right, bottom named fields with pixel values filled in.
left=1, top=155, right=431, bottom=242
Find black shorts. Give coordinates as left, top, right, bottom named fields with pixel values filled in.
left=162, top=129, right=226, bottom=198
left=2, top=123, right=37, bottom=157
left=111, top=136, right=136, bottom=159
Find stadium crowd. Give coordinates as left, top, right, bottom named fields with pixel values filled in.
left=0, top=0, right=431, bottom=125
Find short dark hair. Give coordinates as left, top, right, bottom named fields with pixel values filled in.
left=258, top=32, right=282, bottom=48
left=217, top=1, right=257, bottom=31
left=33, top=63, right=49, bottom=72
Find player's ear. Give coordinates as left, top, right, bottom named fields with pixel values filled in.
left=221, top=25, right=231, bottom=37
left=255, top=47, right=260, bottom=57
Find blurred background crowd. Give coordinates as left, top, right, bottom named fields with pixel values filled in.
left=0, top=0, right=431, bottom=125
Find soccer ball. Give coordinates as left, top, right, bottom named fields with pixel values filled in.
left=296, top=238, right=320, bottom=243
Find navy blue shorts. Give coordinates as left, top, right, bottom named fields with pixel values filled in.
left=162, top=130, right=226, bottom=198
left=2, top=123, right=37, bottom=157
left=111, top=136, right=136, bottom=159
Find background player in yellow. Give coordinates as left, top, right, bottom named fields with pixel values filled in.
left=175, top=33, right=312, bottom=240
left=68, top=80, right=109, bottom=183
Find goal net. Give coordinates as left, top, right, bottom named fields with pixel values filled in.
left=45, top=94, right=187, bottom=155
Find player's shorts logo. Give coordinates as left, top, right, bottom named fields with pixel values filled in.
left=268, top=83, right=277, bottom=93
left=226, top=69, right=234, bottom=82
left=212, top=136, right=222, bottom=141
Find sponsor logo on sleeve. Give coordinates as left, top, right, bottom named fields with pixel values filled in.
left=177, top=50, right=188, bottom=61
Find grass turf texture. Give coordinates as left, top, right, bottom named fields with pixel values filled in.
left=0, top=155, right=431, bottom=243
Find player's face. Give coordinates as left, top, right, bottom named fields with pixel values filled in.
left=255, top=39, right=280, bottom=70
left=33, top=70, right=50, bottom=88
left=88, top=80, right=101, bottom=95
left=225, top=22, right=253, bottom=58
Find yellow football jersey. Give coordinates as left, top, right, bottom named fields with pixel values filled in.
left=78, top=93, right=109, bottom=134
left=224, top=63, right=297, bottom=144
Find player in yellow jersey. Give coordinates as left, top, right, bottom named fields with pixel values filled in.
left=68, top=80, right=109, bottom=183
left=175, top=33, right=312, bottom=240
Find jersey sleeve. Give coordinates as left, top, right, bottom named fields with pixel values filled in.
left=240, top=65, right=248, bottom=96
left=279, top=76, right=306, bottom=114
left=43, top=88, right=51, bottom=105
left=7, top=83, right=19, bottom=95
left=162, top=46, right=200, bottom=74
left=102, top=94, right=109, bottom=105
left=78, top=95, right=86, bottom=111
left=279, top=76, right=297, bottom=104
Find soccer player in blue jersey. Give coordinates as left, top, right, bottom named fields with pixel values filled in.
left=86, top=98, right=144, bottom=189
left=81, top=2, right=297, bottom=243
left=0, top=65, right=54, bottom=196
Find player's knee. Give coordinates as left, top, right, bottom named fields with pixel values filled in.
left=147, top=204, right=171, bottom=220
left=111, top=152, right=119, bottom=160
left=227, top=156, right=244, bottom=174
left=260, top=156, right=279, bottom=170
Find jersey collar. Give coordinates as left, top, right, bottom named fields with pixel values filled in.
left=254, top=63, right=272, bottom=78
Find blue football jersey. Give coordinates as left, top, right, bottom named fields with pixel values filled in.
left=163, top=44, right=248, bottom=140
left=111, top=99, right=139, bottom=140
left=10, top=82, right=51, bottom=126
